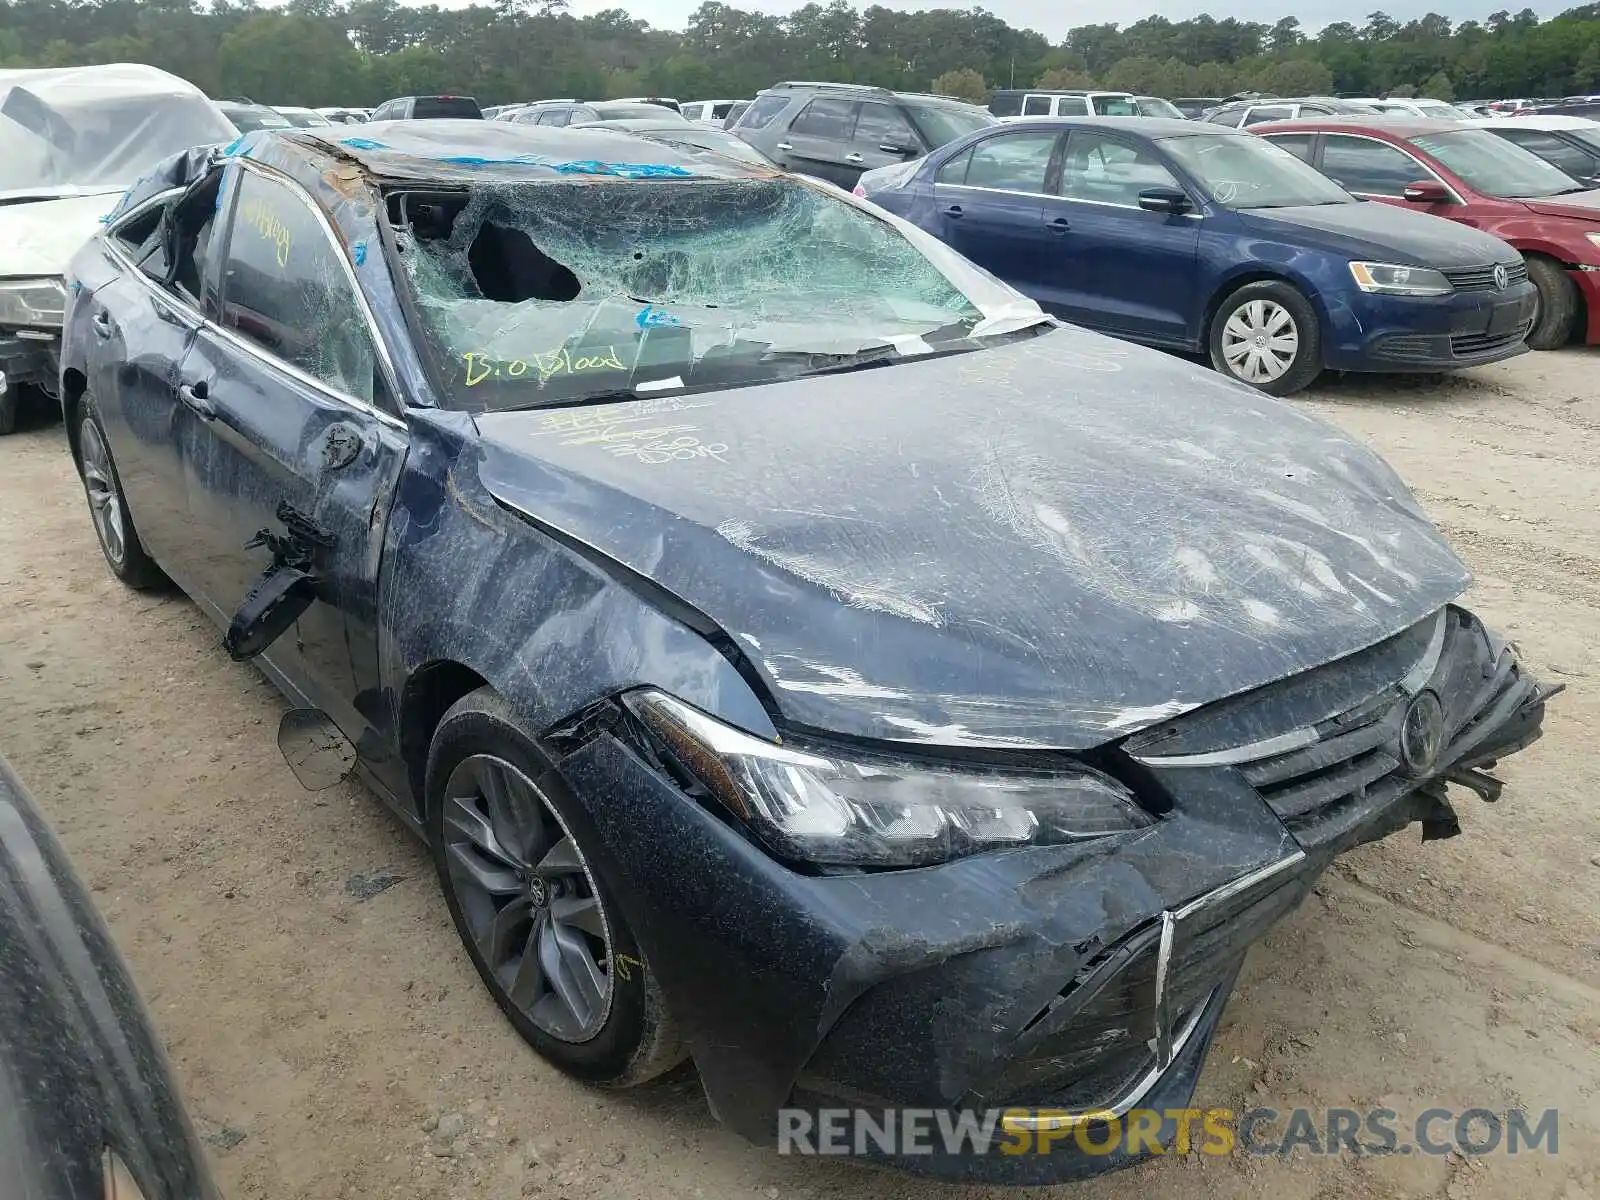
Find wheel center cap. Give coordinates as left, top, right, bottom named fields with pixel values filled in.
left=1253, top=334, right=1267, bottom=347
left=527, top=876, right=549, bottom=908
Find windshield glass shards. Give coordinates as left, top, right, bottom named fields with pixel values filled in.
left=392, top=177, right=997, bottom=410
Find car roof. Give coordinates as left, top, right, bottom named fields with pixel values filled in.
left=585, top=117, right=721, bottom=134
left=1470, top=114, right=1598, bottom=130
left=1251, top=115, right=1464, bottom=136
left=983, top=115, right=1223, bottom=137
left=291, top=120, right=767, bottom=182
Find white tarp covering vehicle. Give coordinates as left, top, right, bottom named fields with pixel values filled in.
left=0, top=63, right=236, bottom=432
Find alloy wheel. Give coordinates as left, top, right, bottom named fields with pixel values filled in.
left=1220, top=299, right=1300, bottom=384
left=79, top=419, right=127, bottom=568
left=440, top=754, right=614, bottom=1042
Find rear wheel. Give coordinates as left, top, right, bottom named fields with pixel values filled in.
left=426, top=687, right=685, bottom=1086
left=1208, top=280, right=1323, bottom=396
left=1523, top=254, right=1577, bottom=350
left=75, top=393, right=168, bottom=590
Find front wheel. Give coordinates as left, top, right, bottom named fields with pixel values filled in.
left=1524, top=255, right=1577, bottom=350
left=425, top=687, right=685, bottom=1086
left=1208, top=281, right=1323, bottom=396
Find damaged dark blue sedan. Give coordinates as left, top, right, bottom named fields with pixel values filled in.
left=59, top=122, right=1554, bottom=1183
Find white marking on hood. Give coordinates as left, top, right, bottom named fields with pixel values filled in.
left=1241, top=598, right=1281, bottom=626
left=1103, top=700, right=1197, bottom=731
left=1156, top=599, right=1202, bottom=623
left=716, top=518, right=943, bottom=626
left=766, top=661, right=910, bottom=700
left=880, top=714, right=1055, bottom=748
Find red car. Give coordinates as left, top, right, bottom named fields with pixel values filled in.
left=1252, top=117, right=1600, bottom=348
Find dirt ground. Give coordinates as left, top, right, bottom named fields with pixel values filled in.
left=1, top=352, right=1597, bottom=1200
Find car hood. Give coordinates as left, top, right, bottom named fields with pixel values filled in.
left=475, top=328, right=1469, bottom=749
left=0, top=192, right=121, bottom=277
left=1234, top=201, right=1516, bottom=267
left=1517, top=188, right=1600, bottom=219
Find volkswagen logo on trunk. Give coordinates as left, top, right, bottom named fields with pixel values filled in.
left=1399, top=691, right=1446, bottom=776
left=1493, top=264, right=1510, bottom=291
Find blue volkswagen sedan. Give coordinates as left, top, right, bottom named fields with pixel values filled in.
left=856, top=117, right=1537, bottom=394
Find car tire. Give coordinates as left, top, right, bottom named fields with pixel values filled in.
left=1208, top=281, right=1323, bottom=396
left=425, top=686, right=686, bottom=1087
left=0, top=388, right=16, bottom=435
left=1523, top=254, right=1577, bottom=350
left=75, top=392, right=168, bottom=591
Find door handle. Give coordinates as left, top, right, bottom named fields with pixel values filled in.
left=177, top=379, right=216, bottom=419
left=1046, top=216, right=1071, bottom=234
left=845, top=152, right=864, bottom=164
left=775, top=142, right=793, bottom=152
left=91, top=310, right=114, bottom=339
left=944, top=204, right=963, bottom=218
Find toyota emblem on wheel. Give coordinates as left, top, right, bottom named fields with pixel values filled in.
left=1493, top=264, right=1510, bottom=291
left=1399, top=691, right=1447, bottom=776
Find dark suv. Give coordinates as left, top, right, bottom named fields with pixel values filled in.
left=369, top=95, right=483, bottom=120
left=730, top=81, right=993, bottom=187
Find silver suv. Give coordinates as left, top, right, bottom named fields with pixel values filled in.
left=730, top=81, right=994, bottom=187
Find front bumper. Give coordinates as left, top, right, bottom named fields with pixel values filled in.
left=1574, top=265, right=1600, bottom=344
left=550, top=606, right=1550, bottom=1184
left=0, top=331, right=60, bottom=399
left=1320, top=280, right=1537, bottom=372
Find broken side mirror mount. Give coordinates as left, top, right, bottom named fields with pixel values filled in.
left=277, top=708, right=357, bottom=790
left=223, top=564, right=318, bottom=661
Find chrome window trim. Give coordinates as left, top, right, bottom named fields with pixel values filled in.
left=1314, top=132, right=1465, bottom=204
left=102, top=158, right=407, bottom=431
left=102, top=186, right=187, bottom=240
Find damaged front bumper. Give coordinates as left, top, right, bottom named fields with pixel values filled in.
left=0, top=331, right=60, bottom=397
left=551, top=605, right=1550, bottom=1183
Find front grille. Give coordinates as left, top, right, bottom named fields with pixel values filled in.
left=1442, top=261, right=1529, bottom=291
left=1451, top=325, right=1531, bottom=356
left=1376, top=333, right=1442, bottom=361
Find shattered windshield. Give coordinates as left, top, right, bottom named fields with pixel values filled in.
left=0, top=67, right=238, bottom=192
left=394, top=176, right=1041, bottom=411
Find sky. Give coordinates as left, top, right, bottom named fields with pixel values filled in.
left=544, top=0, right=1574, bottom=41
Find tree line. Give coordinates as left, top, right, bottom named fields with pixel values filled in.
left=2, top=0, right=1600, bottom=109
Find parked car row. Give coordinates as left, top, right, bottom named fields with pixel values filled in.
left=47, top=114, right=1555, bottom=1185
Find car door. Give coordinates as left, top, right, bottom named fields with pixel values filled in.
left=1044, top=130, right=1201, bottom=344
left=173, top=160, right=408, bottom=740
left=928, top=129, right=1061, bottom=298
left=776, top=97, right=862, bottom=185
left=851, top=100, right=925, bottom=176
left=80, top=174, right=228, bottom=579
left=1316, top=133, right=1441, bottom=206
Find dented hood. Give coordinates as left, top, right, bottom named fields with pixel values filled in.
left=476, top=328, right=1469, bottom=748
left=0, top=192, right=117, bottom=277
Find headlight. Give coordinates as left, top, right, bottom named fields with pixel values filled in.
left=626, top=690, right=1153, bottom=867
left=0, top=277, right=67, bottom=329
left=1348, top=261, right=1453, bottom=296
left=1585, top=232, right=1600, bottom=252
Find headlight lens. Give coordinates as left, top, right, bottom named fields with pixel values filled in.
left=1348, top=261, right=1454, bottom=296
left=0, top=277, right=67, bottom=329
left=626, top=691, right=1153, bottom=867
left=1585, top=232, right=1600, bottom=252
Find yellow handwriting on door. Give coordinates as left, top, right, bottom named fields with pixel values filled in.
left=462, top=346, right=627, bottom=387
left=238, top=198, right=292, bottom=269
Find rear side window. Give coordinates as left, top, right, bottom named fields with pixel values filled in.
left=220, top=170, right=380, bottom=402
left=1497, top=129, right=1597, bottom=176
left=738, top=94, right=790, bottom=130
left=711, top=102, right=734, bottom=119
left=1022, top=95, right=1052, bottom=116
left=1243, top=105, right=1295, bottom=125
left=1321, top=135, right=1427, bottom=196
left=989, top=92, right=1023, bottom=117
left=536, top=109, right=569, bottom=126
left=412, top=97, right=481, bottom=119
left=963, top=131, right=1059, bottom=192
left=1054, top=96, right=1090, bottom=116
left=1208, top=107, right=1247, bottom=127
left=790, top=98, right=857, bottom=139
left=1265, top=133, right=1315, bottom=162
left=854, top=102, right=917, bottom=149
left=1091, top=96, right=1139, bottom=116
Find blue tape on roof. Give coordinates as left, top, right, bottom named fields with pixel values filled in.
left=340, top=137, right=389, bottom=150
left=220, top=135, right=244, bottom=157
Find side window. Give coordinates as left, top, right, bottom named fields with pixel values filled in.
left=1321, top=135, right=1428, bottom=196
left=536, top=109, right=568, bottom=126
left=1059, top=133, right=1180, bottom=207
left=1208, top=107, right=1247, bottom=127
left=962, top=132, right=1059, bottom=192
left=1499, top=129, right=1595, bottom=176
left=854, top=102, right=918, bottom=150
left=1054, top=96, right=1090, bottom=116
left=1022, top=94, right=1052, bottom=116
left=738, top=94, right=790, bottom=130
left=936, top=148, right=973, bottom=183
left=711, top=102, right=733, bottom=120
left=1242, top=105, right=1294, bottom=126
left=220, top=169, right=380, bottom=403
left=789, top=97, right=857, bottom=139
left=1265, top=133, right=1315, bottom=162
